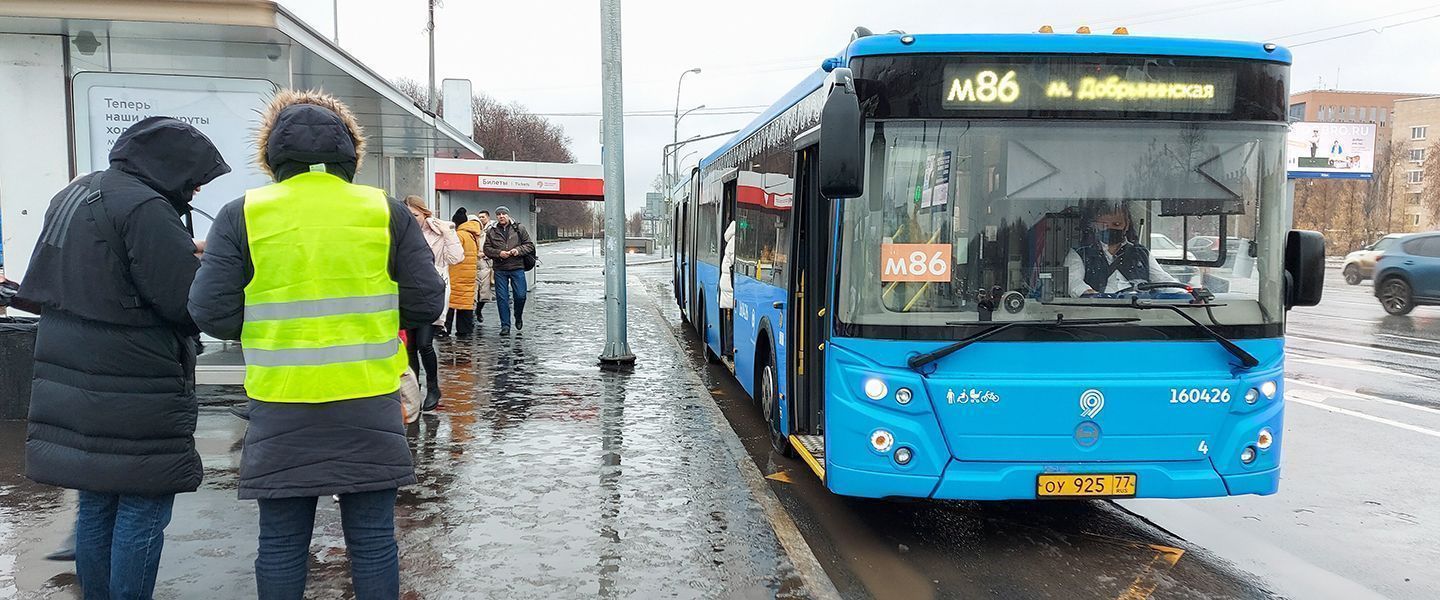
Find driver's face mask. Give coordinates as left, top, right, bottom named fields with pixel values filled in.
left=1092, top=224, right=1127, bottom=245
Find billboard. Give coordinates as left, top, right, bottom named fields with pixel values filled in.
left=1287, top=121, right=1376, bottom=179
left=72, top=72, right=276, bottom=239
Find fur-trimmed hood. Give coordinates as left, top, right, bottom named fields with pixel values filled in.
left=255, top=89, right=366, bottom=181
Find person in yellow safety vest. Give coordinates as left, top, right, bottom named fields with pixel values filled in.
left=188, top=89, right=445, bottom=599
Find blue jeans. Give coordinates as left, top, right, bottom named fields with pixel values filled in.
left=255, top=489, right=399, bottom=600
left=493, top=269, right=527, bottom=328
left=75, top=491, right=175, bottom=600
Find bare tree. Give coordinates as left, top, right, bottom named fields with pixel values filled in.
left=471, top=95, right=574, bottom=163
left=535, top=199, right=595, bottom=237
left=1370, top=140, right=1410, bottom=235
left=1422, top=141, right=1440, bottom=229
left=392, top=77, right=434, bottom=112
left=626, top=211, right=643, bottom=237
left=391, top=76, right=573, bottom=163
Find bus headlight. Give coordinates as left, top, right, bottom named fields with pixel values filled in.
left=895, top=387, right=913, bottom=405
left=894, top=447, right=914, bottom=465
left=1244, top=388, right=1259, bottom=404
left=1240, top=446, right=1257, bottom=464
left=864, top=378, right=888, bottom=400
left=870, top=429, right=894, bottom=453
left=1260, top=380, right=1278, bottom=399
left=1257, top=428, right=1274, bottom=450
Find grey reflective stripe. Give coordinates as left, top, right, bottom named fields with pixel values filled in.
left=243, top=339, right=400, bottom=367
left=244, top=294, right=398, bottom=321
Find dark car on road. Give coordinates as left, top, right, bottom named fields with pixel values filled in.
left=1373, top=232, right=1440, bottom=315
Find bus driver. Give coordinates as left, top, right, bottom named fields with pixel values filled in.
left=1064, top=201, right=1177, bottom=297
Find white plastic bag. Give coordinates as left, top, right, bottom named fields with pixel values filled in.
left=399, top=367, right=422, bottom=424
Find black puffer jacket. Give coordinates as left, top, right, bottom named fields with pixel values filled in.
left=188, top=90, right=445, bottom=499
left=21, top=117, right=230, bottom=495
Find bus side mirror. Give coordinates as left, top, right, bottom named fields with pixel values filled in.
left=1284, top=229, right=1325, bottom=309
left=819, top=67, right=864, bottom=199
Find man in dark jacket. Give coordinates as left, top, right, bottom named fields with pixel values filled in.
left=19, top=117, right=230, bottom=599
left=482, top=206, right=535, bottom=335
left=188, top=89, right=444, bottom=600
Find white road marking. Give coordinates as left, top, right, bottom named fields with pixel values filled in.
left=1285, top=357, right=1429, bottom=381
left=1289, top=313, right=1377, bottom=324
left=1286, top=334, right=1440, bottom=359
left=1374, top=332, right=1440, bottom=346
left=1288, top=393, right=1440, bottom=440
left=1286, top=379, right=1440, bottom=417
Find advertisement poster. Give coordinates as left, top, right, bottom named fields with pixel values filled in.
left=919, top=150, right=952, bottom=209
left=1286, top=121, right=1376, bottom=179
left=73, top=73, right=276, bottom=239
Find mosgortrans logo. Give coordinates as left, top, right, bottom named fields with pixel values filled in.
left=1079, top=389, right=1105, bottom=419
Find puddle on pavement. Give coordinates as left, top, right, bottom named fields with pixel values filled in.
left=0, top=268, right=803, bottom=599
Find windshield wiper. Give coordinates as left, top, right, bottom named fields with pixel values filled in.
left=907, top=316, right=1141, bottom=371
left=1056, top=297, right=1259, bottom=369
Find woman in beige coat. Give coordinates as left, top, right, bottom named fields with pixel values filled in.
left=404, top=195, right=462, bottom=409
left=472, top=212, right=496, bottom=321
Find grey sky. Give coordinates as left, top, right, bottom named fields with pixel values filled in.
left=289, top=0, right=1440, bottom=213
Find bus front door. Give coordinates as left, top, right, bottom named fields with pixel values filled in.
left=720, top=178, right=737, bottom=361
left=787, top=144, right=828, bottom=466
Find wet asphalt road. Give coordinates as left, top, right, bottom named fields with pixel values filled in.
left=3, top=239, right=1435, bottom=600
left=640, top=258, right=1439, bottom=600
left=1122, top=267, right=1440, bottom=600
left=0, top=242, right=803, bottom=599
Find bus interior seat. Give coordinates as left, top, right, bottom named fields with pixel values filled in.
left=1026, top=211, right=1082, bottom=298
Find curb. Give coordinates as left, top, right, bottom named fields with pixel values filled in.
left=545, top=258, right=671, bottom=270
left=635, top=278, right=842, bottom=600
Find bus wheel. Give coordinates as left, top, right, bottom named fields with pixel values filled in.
left=758, top=352, right=794, bottom=457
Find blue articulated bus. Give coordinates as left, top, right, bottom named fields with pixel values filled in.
left=672, top=29, right=1326, bottom=500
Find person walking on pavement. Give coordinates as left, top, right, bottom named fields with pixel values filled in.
left=482, top=206, right=535, bottom=336
left=403, top=195, right=461, bottom=409
left=472, top=211, right=495, bottom=322
left=188, top=89, right=445, bottom=600
left=19, top=117, right=230, bottom=599
left=447, top=214, right=484, bottom=338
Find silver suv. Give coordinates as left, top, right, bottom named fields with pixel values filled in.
left=1343, top=234, right=1403, bottom=285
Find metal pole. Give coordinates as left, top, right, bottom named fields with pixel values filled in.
left=599, top=0, right=635, bottom=366
left=427, top=0, right=437, bottom=112
left=671, top=68, right=700, bottom=190
left=332, top=0, right=340, bottom=43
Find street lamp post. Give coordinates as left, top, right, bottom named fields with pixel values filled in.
left=599, top=0, right=634, bottom=367
left=670, top=68, right=701, bottom=191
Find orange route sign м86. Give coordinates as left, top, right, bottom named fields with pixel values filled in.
left=880, top=243, right=951, bottom=282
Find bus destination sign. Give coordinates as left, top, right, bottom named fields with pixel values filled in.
left=940, top=62, right=1237, bottom=113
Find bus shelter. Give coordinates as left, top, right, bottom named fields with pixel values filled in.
left=0, top=0, right=485, bottom=383
left=434, top=158, right=605, bottom=291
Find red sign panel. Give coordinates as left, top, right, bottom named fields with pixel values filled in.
left=435, top=172, right=604, bottom=198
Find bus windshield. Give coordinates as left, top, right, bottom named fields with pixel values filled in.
left=836, top=120, right=1288, bottom=338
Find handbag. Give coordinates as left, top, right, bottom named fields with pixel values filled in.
left=399, top=366, right=422, bottom=424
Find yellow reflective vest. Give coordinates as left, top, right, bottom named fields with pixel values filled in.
left=240, top=171, right=407, bottom=402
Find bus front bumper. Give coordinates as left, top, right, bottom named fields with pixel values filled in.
left=827, top=459, right=1279, bottom=500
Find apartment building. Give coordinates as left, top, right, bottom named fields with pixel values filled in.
left=1392, top=96, right=1440, bottom=230
left=1288, top=89, right=1428, bottom=145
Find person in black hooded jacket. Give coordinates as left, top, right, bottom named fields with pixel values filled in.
left=18, top=117, right=230, bottom=599
left=189, top=89, right=444, bottom=600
